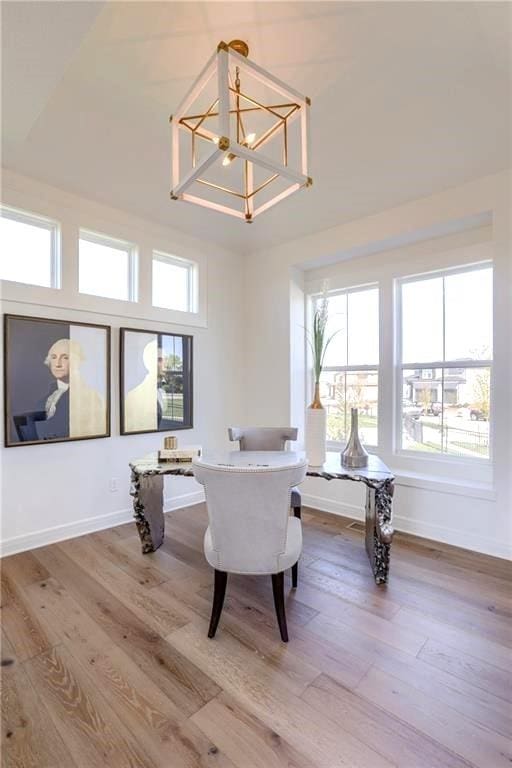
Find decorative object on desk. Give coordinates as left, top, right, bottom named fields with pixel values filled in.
left=164, top=436, right=178, bottom=449
left=158, top=445, right=202, bottom=463
left=341, top=408, right=369, bottom=468
left=120, top=327, right=193, bottom=435
left=304, top=290, right=338, bottom=466
left=4, top=314, right=110, bottom=447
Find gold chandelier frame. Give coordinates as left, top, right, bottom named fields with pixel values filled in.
left=170, top=40, right=311, bottom=222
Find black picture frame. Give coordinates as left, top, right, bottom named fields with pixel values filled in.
left=4, top=314, right=111, bottom=447
left=120, top=327, right=193, bottom=436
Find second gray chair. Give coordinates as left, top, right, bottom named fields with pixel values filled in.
left=228, top=427, right=302, bottom=519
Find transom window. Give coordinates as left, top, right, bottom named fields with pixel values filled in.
left=152, top=251, right=197, bottom=313
left=79, top=229, right=137, bottom=302
left=398, top=263, right=492, bottom=460
left=314, top=285, right=379, bottom=447
left=0, top=206, right=60, bottom=288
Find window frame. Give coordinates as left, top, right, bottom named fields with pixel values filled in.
left=310, top=282, right=380, bottom=451
left=0, top=205, right=61, bottom=289
left=151, top=250, right=198, bottom=313
left=395, top=261, right=493, bottom=465
left=78, top=228, right=138, bottom=302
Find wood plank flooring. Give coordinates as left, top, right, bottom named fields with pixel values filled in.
left=2, top=505, right=511, bottom=768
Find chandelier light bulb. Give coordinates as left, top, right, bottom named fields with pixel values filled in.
left=222, top=133, right=257, bottom=167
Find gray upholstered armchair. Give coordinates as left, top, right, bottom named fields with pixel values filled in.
left=193, top=456, right=308, bottom=642
left=228, top=427, right=302, bottom=519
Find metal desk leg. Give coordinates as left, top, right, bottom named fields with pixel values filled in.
left=365, top=480, right=394, bottom=585
left=130, top=470, right=165, bottom=553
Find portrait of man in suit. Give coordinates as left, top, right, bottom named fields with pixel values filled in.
left=38, top=338, right=71, bottom=437
left=5, top=315, right=110, bottom=446
left=35, top=338, right=105, bottom=441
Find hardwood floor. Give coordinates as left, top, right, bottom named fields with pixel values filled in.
left=2, top=505, right=511, bottom=768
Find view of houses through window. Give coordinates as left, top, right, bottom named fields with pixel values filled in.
left=400, top=264, right=492, bottom=459
left=316, top=286, right=379, bottom=447
left=322, top=370, right=379, bottom=446
left=311, top=263, right=492, bottom=461
left=401, top=367, right=491, bottom=458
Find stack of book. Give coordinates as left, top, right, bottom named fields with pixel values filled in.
left=158, top=446, right=202, bottom=463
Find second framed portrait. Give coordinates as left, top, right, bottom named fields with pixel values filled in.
left=120, top=327, right=193, bottom=435
left=4, top=314, right=111, bottom=447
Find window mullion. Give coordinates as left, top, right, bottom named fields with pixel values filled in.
left=379, top=275, right=394, bottom=457
left=345, top=291, right=349, bottom=369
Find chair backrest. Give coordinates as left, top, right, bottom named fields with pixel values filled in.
left=193, top=458, right=307, bottom=574
left=228, top=426, right=298, bottom=451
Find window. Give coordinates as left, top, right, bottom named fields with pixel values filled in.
left=398, top=264, right=492, bottom=460
left=0, top=206, right=60, bottom=288
left=314, top=286, right=379, bottom=447
left=152, top=251, right=196, bottom=312
left=79, top=230, right=137, bottom=301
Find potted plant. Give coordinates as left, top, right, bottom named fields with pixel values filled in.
left=307, top=296, right=334, bottom=408
left=305, top=293, right=338, bottom=465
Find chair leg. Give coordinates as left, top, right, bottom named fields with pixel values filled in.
left=208, top=570, right=228, bottom=638
left=293, top=505, right=301, bottom=519
left=271, top=572, right=289, bottom=642
left=291, top=560, right=298, bottom=589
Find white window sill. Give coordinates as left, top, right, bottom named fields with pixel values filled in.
left=326, top=442, right=495, bottom=499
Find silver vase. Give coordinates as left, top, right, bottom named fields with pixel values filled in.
left=341, top=408, right=369, bottom=468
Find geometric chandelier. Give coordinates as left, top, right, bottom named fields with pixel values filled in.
left=170, top=40, right=311, bottom=223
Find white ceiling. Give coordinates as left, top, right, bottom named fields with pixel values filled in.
left=2, top=1, right=511, bottom=255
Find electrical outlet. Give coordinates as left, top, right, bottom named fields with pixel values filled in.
left=109, top=477, right=119, bottom=493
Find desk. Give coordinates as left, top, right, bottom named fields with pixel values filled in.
left=129, top=451, right=395, bottom=585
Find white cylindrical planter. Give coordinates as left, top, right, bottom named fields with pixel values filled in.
left=305, top=406, right=327, bottom=466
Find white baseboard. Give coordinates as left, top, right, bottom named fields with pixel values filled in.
left=0, top=489, right=205, bottom=558
left=3, top=487, right=509, bottom=562
left=164, top=489, right=205, bottom=513
left=302, top=493, right=364, bottom=521
left=302, top=493, right=512, bottom=561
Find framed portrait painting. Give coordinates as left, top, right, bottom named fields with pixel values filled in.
left=120, top=327, right=193, bottom=435
left=4, top=314, right=111, bottom=447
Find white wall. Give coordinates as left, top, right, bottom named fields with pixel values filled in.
left=243, top=170, right=512, bottom=559
left=0, top=170, right=245, bottom=555
left=2, top=169, right=511, bottom=561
